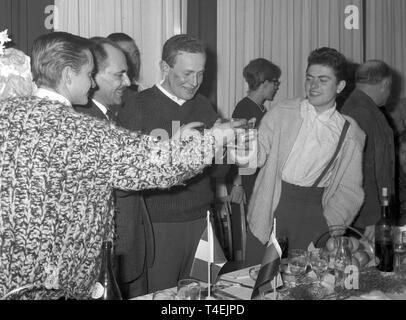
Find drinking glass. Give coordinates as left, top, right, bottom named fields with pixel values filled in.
left=177, top=279, right=201, bottom=300
left=152, top=290, right=176, bottom=300
left=392, top=227, right=406, bottom=275
left=309, top=251, right=329, bottom=286
left=287, top=249, right=308, bottom=276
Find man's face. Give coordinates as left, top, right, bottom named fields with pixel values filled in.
left=377, top=77, right=392, bottom=107
left=400, top=143, right=406, bottom=173
left=94, top=44, right=131, bottom=106
left=69, top=50, right=95, bottom=105
left=305, top=64, right=345, bottom=112
left=161, top=51, right=206, bottom=101
left=116, top=40, right=140, bottom=79
left=263, top=79, right=280, bottom=101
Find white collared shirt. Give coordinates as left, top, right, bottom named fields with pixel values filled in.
left=35, top=87, right=72, bottom=107
left=156, top=81, right=186, bottom=106
left=282, top=100, right=345, bottom=187
left=92, top=99, right=109, bottom=119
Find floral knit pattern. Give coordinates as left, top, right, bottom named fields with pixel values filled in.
left=0, top=96, right=215, bottom=299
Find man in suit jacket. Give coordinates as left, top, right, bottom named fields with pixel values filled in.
left=74, top=37, right=153, bottom=299
left=341, top=60, right=394, bottom=242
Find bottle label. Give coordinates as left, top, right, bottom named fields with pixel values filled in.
left=91, top=282, right=105, bottom=299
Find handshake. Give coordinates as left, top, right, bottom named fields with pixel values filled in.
left=175, top=118, right=258, bottom=167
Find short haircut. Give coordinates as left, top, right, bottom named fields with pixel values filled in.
left=31, top=32, right=92, bottom=89
left=162, top=34, right=206, bottom=67
left=355, top=60, right=392, bottom=85
left=399, top=130, right=406, bottom=145
left=107, top=32, right=134, bottom=43
left=307, top=47, right=348, bottom=82
left=89, top=37, right=124, bottom=72
left=243, top=58, right=281, bottom=91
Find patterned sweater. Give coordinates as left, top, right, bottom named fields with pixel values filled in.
left=0, top=96, right=215, bottom=299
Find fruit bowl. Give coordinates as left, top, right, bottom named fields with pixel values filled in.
left=313, top=225, right=376, bottom=269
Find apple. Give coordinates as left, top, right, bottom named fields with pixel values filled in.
left=353, top=250, right=371, bottom=268
left=326, top=237, right=337, bottom=251
left=348, top=237, right=360, bottom=253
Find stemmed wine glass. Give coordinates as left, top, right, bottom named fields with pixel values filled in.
left=309, top=250, right=329, bottom=286
left=287, top=249, right=308, bottom=278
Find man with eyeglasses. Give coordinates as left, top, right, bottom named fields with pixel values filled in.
left=229, top=58, right=281, bottom=266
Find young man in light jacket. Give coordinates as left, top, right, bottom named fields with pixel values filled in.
left=243, top=48, right=366, bottom=251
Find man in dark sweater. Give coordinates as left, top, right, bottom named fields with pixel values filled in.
left=118, top=34, right=219, bottom=292
left=341, top=60, right=394, bottom=242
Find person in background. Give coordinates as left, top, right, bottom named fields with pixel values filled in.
left=398, top=130, right=406, bottom=216
left=0, top=31, right=239, bottom=300
left=240, top=47, right=365, bottom=251
left=118, top=34, right=221, bottom=293
left=74, top=37, right=130, bottom=124
left=341, top=60, right=394, bottom=242
left=107, top=32, right=142, bottom=93
left=228, top=58, right=281, bottom=265
left=73, top=37, right=150, bottom=299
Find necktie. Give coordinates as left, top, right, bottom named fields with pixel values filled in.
left=106, top=109, right=118, bottom=125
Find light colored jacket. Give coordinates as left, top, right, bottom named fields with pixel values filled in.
left=248, top=98, right=366, bottom=244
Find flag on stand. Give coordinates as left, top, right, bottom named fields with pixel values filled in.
left=251, top=229, right=283, bottom=299
left=190, top=214, right=227, bottom=283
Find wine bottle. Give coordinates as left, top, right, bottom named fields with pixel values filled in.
left=375, top=187, right=394, bottom=272
left=91, top=241, right=123, bottom=300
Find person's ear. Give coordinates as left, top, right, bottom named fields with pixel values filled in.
left=61, top=66, right=74, bottom=86
left=337, top=80, right=346, bottom=94
left=160, top=60, right=170, bottom=77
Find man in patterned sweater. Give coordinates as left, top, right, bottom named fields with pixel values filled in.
left=0, top=32, right=240, bottom=299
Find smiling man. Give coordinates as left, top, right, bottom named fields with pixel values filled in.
left=117, top=34, right=219, bottom=293
left=74, top=37, right=131, bottom=123
left=245, top=47, right=366, bottom=251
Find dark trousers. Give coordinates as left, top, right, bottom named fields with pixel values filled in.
left=147, top=217, right=206, bottom=293
left=274, top=181, right=328, bottom=250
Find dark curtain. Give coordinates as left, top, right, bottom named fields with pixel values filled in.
left=0, top=0, right=54, bottom=54
left=187, top=0, right=217, bottom=109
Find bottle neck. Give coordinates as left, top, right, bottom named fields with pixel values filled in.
left=100, top=241, right=112, bottom=270
left=381, top=200, right=389, bottom=219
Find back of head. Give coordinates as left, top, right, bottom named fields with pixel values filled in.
left=355, top=60, right=392, bottom=85
left=0, top=30, right=36, bottom=100
left=307, top=47, right=348, bottom=82
left=31, top=32, right=92, bottom=90
left=107, top=32, right=134, bottom=43
left=89, top=37, right=124, bottom=73
left=243, top=58, right=281, bottom=91
left=162, top=34, right=206, bottom=67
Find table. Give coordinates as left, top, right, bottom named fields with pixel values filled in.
left=133, top=265, right=406, bottom=300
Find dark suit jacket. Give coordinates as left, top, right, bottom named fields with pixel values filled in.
left=74, top=100, right=153, bottom=298
left=341, top=89, right=395, bottom=227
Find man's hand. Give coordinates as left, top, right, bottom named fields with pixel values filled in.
left=229, top=185, right=246, bottom=204
left=172, top=122, right=205, bottom=140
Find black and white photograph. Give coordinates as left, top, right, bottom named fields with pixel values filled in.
left=0, top=0, right=406, bottom=308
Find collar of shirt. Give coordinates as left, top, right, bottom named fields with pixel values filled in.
left=92, top=99, right=109, bottom=117
left=301, top=99, right=337, bottom=124
left=156, top=81, right=186, bottom=106
left=35, top=87, right=72, bottom=107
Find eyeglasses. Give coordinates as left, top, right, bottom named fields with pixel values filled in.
left=268, top=79, right=281, bottom=86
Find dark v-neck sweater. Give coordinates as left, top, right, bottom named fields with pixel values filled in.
left=118, top=86, right=218, bottom=222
